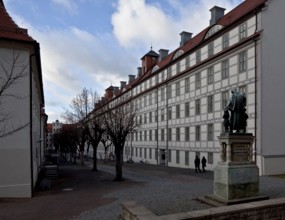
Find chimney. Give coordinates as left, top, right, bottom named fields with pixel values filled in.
left=158, top=49, right=169, bottom=62
left=137, top=67, right=142, bottom=77
left=105, top=86, right=114, bottom=99
left=210, top=6, right=226, bottom=25
left=180, top=32, right=192, bottom=46
left=128, top=75, right=135, bottom=84
left=120, top=81, right=126, bottom=90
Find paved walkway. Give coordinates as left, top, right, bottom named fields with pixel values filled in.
left=0, top=160, right=285, bottom=220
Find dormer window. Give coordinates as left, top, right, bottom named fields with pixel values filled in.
left=151, top=65, right=159, bottom=73
left=173, top=50, right=184, bottom=60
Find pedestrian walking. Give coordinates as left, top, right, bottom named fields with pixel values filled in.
left=194, top=156, right=201, bottom=173
left=202, top=156, right=207, bottom=173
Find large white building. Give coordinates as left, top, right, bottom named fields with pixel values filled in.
left=0, top=0, right=46, bottom=197
left=95, top=0, right=285, bottom=176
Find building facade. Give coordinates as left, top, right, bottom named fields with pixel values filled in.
left=0, top=0, right=45, bottom=197
left=95, top=0, right=285, bottom=175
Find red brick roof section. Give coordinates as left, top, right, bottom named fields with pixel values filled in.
left=0, top=0, right=35, bottom=42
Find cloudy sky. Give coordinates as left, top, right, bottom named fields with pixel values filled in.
left=5, top=0, right=243, bottom=123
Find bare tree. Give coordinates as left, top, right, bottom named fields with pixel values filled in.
left=103, top=103, right=138, bottom=181
left=101, top=134, right=112, bottom=163
left=63, top=88, right=104, bottom=169
left=0, top=50, right=29, bottom=138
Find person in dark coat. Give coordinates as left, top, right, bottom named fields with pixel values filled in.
left=201, top=156, right=207, bottom=173
left=194, top=156, right=201, bottom=173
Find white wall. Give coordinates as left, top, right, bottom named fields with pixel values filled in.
left=0, top=48, right=31, bottom=197
left=260, top=0, right=285, bottom=174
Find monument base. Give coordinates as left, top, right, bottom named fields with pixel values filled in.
left=214, top=163, right=260, bottom=200
left=198, top=194, right=269, bottom=207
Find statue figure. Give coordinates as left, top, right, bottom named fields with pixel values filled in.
left=224, top=88, right=248, bottom=133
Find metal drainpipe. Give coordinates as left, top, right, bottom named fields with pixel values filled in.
left=254, top=10, right=258, bottom=165
left=156, top=87, right=159, bottom=165
left=29, top=53, right=36, bottom=197
left=166, top=83, right=169, bottom=167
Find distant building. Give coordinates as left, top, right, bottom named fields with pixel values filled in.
left=0, top=0, right=46, bottom=197
left=46, top=119, right=63, bottom=151
left=95, top=0, right=285, bottom=175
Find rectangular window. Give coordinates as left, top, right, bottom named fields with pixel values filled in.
left=167, top=85, right=172, bottom=99
left=222, top=33, right=229, bottom=49
left=149, top=94, right=152, bottom=105
left=168, top=150, right=172, bottom=162
left=149, top=112, right=152, bottom=123
left=185, top=77, right=190, bottom=93
left=207, top=95, right=214, bottom=113
left=168, top=128, right=172, bottom=141
left=176, top=150, right=180, bottom=164
left=176, top=127, right=180, bottom=141
left=136, top=132, right=138, bottom=141
left=222, top=90, right=229, bottom=109
left=155, top=74, right=159, bottom=85
left=161, top=88, right=165, bottom=101
left=144, top=96, right=147, bottom=107
left=208, top=152, right=213, bottom=164
left=149, top=148, right=152, bottom=159
left=208, top=124, right=214, bottom=141
left=139, top=115, right=142, bottom=125
left=195, top=125, right=201, bottom=141
left=208, top=42, right=214, bottom=57
left=135, top=148, right=138, bottom=157
left=144, top=113, right=147, bottom=124
left=221, top=59, right=229, bottom=79
left=176, top=104, right=180, bottom=119
left=196, top=50, right=201, bottom=63
left=154, top=91, right=158, bottom=103
left=140, top=148, right=142, bottom=157
left=149, top=130, right=152, bottom=141
left=161, top=129, right=165, bottom=141
left=176, top=62, right=180, bottom=73
left=140, top=131, right=142, bottom=141
left=207, top=66, right=214, bottom=84
left=239, top=51, right=247, bottom=73
left=195, top=72, right=201, bottom=89
left=144, top=148, right=147, bottom=159
left=195, top=99, right=201, bottom=115
left=185, top=151, right=189, bottom=165
left=185, top=126, right=190, bottom=141
left=144, top=130, right=147, bottom=141
left=168, top=107, right=172, bottom=120
left=239, top=22, right=247, bottom=39
left=176, top=81, right=180, bottom=96
left=186, top=56, right=190, bottom=68
left=185, top=102, right=190, bottom=117
left=167, top=66, right=172, bottom=78
left=161, top=109, right=165, bottom=121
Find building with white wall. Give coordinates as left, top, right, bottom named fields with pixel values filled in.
left=0, top=0, right=45, bottom=197
left=95, top=0, right=285, bottom=175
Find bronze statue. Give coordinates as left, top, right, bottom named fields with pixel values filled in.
left=224, top=88, right=248, bottom=133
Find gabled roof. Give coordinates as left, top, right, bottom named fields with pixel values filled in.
left=0, top=0, right=35, bottom=42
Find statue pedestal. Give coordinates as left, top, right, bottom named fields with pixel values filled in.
left=200, top=133, right=268, bottom=206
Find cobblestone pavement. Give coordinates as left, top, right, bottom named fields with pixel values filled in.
left=1, top=160, right=285, bottom=220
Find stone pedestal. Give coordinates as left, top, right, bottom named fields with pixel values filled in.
left=214, top=133, right=259, bottom=200
left=197, top=133, right=269, bottom=206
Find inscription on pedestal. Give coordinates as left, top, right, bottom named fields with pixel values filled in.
left=232, top=145, right=249, bottom=162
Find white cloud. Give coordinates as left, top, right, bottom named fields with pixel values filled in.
left=111, top=0, right=243, bottom=51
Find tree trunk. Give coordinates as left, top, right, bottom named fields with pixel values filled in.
left=80, top=150, right=84, bottom=165
left=115, top=148, right=123, bottom=181
left=92, top=146, right=98, bottom=171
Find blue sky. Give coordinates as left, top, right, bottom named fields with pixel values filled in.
left=4, top=0, right=243, bottom=123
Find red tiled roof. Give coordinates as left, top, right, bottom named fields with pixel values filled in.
left=130, top=0, right=267, bottom=87
left=0, top=0, right=35, bottom=42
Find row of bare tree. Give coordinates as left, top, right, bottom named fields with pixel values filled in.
left=55, top=88, right=137, bottom=181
